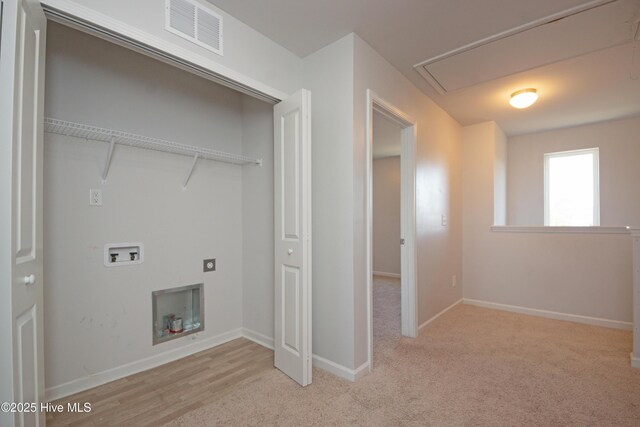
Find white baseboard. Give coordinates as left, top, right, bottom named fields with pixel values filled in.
left=312, top=354, right=369, bottom=382
left=372, top=271, right=401, bottom=279
left=242, top=328, right=274, bottom=350
left=352, top=361, right=370, bottom=380
left=631, top=353, right=640, bottom=369
left=242, top=329, right=368, bottom=382
left=45, top=328, right=243, bottom=401
left=418, top=298, right=463, bottom=334
left=463, top=299, right=632, bottom=331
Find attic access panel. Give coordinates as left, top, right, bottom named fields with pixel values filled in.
left=415, top=0, right=638, bottom=94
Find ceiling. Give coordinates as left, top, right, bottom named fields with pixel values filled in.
left=208, top=0, right=640, bottom=135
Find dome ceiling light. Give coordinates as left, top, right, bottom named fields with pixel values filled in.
left=509, top=88, right=538, bottom=109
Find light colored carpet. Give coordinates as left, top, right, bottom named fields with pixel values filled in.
left=168, top=277, right=640, bottom=426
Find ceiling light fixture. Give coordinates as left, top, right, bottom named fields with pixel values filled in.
left=509, top=88, right=538, bottom=109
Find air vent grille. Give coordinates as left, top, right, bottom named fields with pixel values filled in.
left=166, top=0, right=223, bottom=56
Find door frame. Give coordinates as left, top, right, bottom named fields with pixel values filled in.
left=365, top=89, right=417, bottom=371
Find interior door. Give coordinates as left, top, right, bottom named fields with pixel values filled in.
left=274, top=89, right=312, bottom=386
left=0, top=1, right=46, bottom=426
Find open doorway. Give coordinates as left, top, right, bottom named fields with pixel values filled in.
left=371, top=112, right=403, bottom=351
left=366, top=90, right=417, bottom=371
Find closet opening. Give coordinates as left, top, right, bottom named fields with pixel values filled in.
left=43, top=21, right=276, bottom=400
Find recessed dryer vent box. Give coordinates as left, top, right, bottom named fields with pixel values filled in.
left=104, top=242, right=144, bottom=267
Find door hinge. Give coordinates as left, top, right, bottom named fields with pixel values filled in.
left=400, top=238, right=405, bottom=245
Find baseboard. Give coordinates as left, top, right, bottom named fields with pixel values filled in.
left=352, top=361, right=370, bottom=380
left=242, top=329, right=368, bottom=381
left=45, top=328, right=243, bottom=401
left=372, top=271, right=401, bottom=279
left=242, top=328, right=274, bottom=350
left=463, top=299, right=632, bottom=331
left=631, top=353, right=640, bottom=369
left=312, top=354, right=369, bottom=382
left=418, top=298, right=463, bottom=334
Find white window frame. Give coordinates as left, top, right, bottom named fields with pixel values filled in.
left=544, top=148, right=600, bottom=226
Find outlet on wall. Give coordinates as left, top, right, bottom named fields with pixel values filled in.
left=203, top=258, right=216, bottom=272
left=441, top=214, right=448, bottom=226
left=89, top=189, right=102, bottom=206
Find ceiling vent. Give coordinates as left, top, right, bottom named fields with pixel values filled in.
left=165, top=0, right=223, bottom=56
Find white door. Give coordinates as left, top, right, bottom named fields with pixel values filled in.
left=0, top=1, right=46, bottom=426
left=274, top=89, right=312, bottom=386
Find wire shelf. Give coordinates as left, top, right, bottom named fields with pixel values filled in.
left=44, top=118, right=262, bottom=166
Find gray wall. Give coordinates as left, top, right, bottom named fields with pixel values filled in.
left=507, top=115, right=640, bottom=227
left=354, top=35, right=463, bottom=367
left=372, top=156, right=401, bottom=276
left=463, top=122, right=632, bottom=327
left=301, top=35, right=356, bottom=369
left=241, top=96, right=275, bottom=340
left=44, top=23, right=272, bottom=393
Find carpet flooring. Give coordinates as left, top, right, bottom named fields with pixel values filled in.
left=168, top=276, right=640, bottom=426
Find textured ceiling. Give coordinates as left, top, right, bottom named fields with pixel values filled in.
left=208, top=0, right=640, bottom=135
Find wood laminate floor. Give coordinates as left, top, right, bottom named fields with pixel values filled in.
left=46, top=338, right=274, bottom=426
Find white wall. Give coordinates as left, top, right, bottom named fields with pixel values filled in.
left=43, top=24, right=271, bottom=395
left=354, top=35, right=463, bottom=368
left=462, top=121, right=633, bottom=328
left=301, top=35, right=356, bottom=370
left=241, top=96, right=274, bottom=342
left=372, top=156, right=401, bottom=276
left=42, top=0, right=302, bottom=98
left=493, top=126, right=507, bottom=226
left=507, top=116, right=640, bottom=227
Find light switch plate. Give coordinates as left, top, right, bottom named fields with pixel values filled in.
left=203, top=258, right=216, bottom=272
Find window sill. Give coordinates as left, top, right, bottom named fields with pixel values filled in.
left=490, top=226, right=632, bottom=235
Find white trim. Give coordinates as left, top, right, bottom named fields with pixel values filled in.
left=241, top=330, right=370, bottom=380
left=365, top=89, right=418, bottom=376
left=45, top=328, right=243, bottom=401
left=490, top=226, right=630, bottom=234
left=242, top=328, right=274, bottom=350
left=40, top=0, right=287, bottom=102
left=353, top=361, right=370, bottom=380
left=311, top=355, right=369, bottom=382
left=631, top=353, right=640, bottom=369
left=463, top=299, right=632, bottom=330
left=372, top=271, right=401, bottom=279
left=418, top=299, right=463, bottom=334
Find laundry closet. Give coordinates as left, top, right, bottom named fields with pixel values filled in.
left=42, top=22, right=277, bottom=398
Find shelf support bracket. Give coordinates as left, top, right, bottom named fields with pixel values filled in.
left=102, top=136, right=115, bottom=183
left=182, top=154, right=199, bottom=189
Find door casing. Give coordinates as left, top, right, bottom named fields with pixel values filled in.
left=365, top=89, right=418, bottom=372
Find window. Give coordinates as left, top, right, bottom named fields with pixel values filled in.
left=544, top=148, right=599, bottom=226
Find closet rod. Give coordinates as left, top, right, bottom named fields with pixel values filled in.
left=43, top=118, right=263, bottom=167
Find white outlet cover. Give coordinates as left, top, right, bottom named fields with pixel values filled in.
left=90, top=189, right=102, bottom=206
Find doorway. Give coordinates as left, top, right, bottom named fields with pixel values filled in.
left=366, top=90, right=417, bottom=371
left=371, top=111, right=403, bottom=354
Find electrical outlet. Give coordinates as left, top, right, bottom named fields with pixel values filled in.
left=441, top=214, right=447, bottom=226
left=203, top=258, right=216, bottom=272
left=452, top=275, right=457, bottom=287
left=89, top=189, right=102, bottom=206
